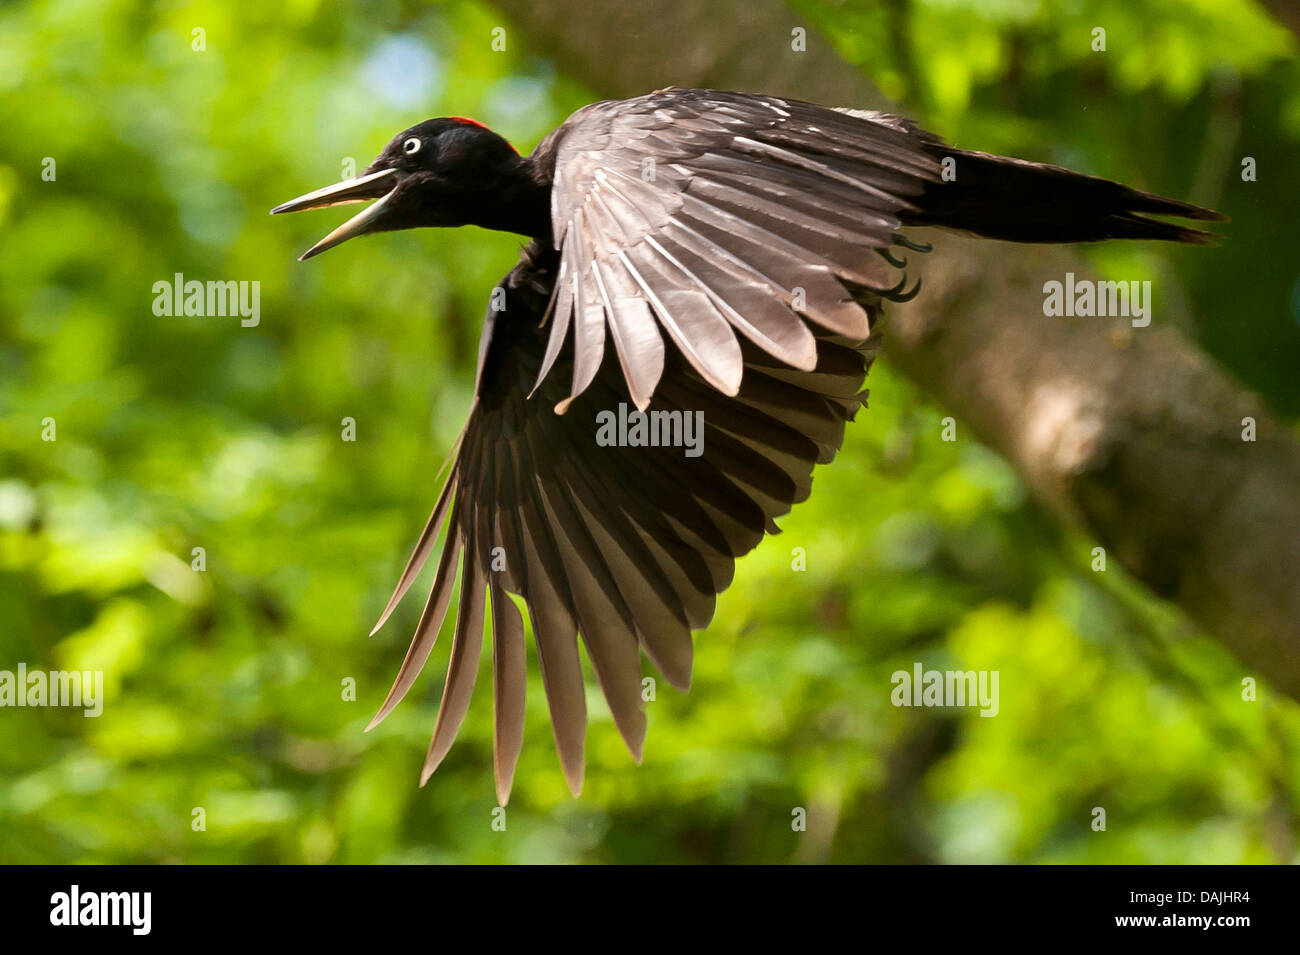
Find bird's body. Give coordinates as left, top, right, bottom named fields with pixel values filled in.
left=273, top=88, right=1222, bottom=802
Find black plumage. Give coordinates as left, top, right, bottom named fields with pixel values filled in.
left=272, top=88, right=1222, bottom=801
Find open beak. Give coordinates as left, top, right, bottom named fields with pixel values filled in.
left=271, top=168, right=398, bottom=260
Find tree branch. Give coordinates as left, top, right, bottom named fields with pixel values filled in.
left=893, top=236, right=1300, bottom=698
left=490, top=0, right=1300, bottom=698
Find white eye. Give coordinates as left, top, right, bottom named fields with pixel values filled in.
left=403, top=137, right=421, bottom=155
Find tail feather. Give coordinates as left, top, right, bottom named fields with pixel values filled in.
left=905, top=146, right=1226, bottom=245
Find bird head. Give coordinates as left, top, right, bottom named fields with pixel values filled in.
left=272, top=118, right=537, bottom=260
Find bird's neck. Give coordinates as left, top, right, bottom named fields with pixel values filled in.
left=473, top=155, right=553, bottom=245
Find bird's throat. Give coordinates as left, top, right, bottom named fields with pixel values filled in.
left=477, top=157, right=553, bottom=243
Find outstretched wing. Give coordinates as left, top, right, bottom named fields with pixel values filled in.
left=535, top=87, right=937, bottom=409
left=368, top=245, right=879, bottom=802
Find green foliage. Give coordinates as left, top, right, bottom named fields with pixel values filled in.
left=1, top=0, right=1297, bottom=862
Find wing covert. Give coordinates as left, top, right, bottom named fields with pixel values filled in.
left=541, top=88, right=937, bottom=409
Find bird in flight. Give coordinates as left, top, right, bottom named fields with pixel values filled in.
left=272, top=88, right=1221, bottom=803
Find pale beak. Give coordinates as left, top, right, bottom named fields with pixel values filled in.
left=271, top=168, right=398, bottom=260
